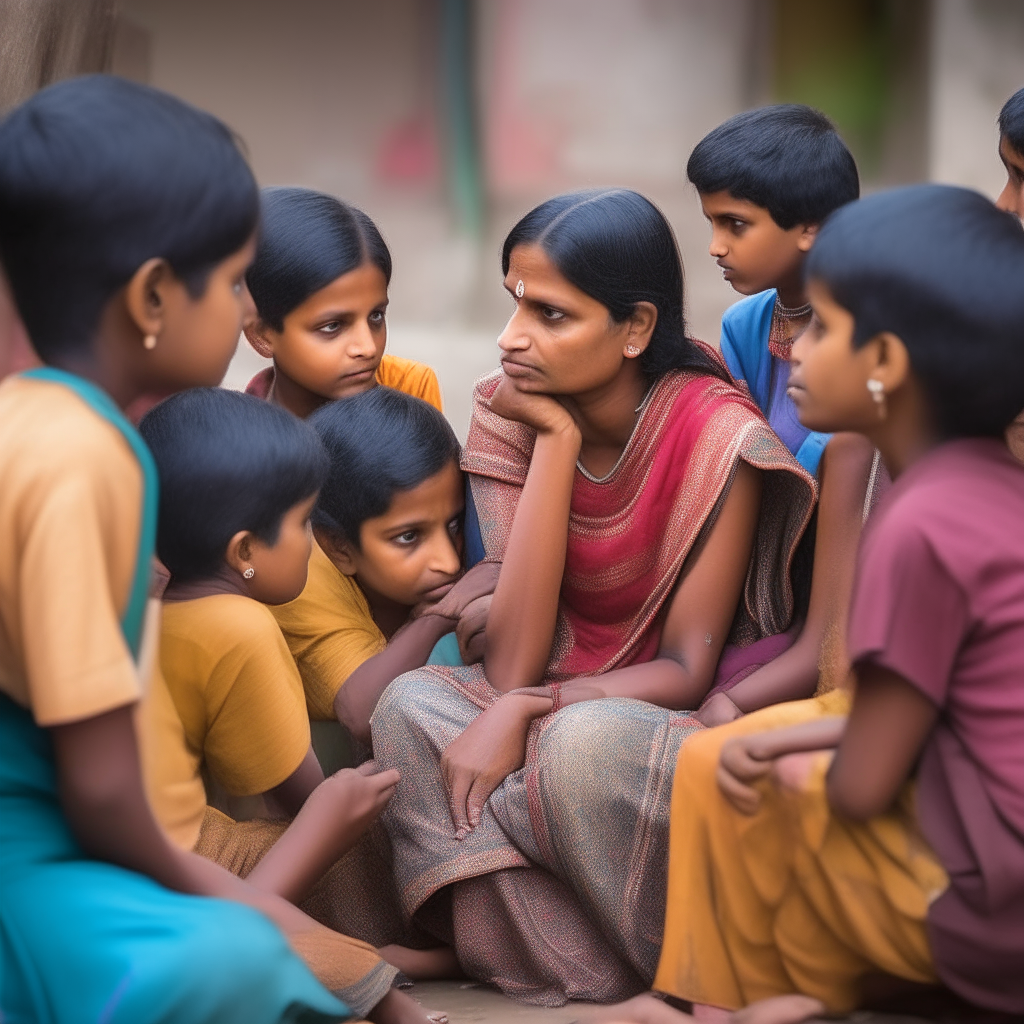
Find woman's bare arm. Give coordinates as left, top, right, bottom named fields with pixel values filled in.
left=703, top=433, right=875, bottom=721
left=483, top=381, right=582, bottom=692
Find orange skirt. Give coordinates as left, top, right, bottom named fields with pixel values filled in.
left=654, top=693, right=948, bottom=1013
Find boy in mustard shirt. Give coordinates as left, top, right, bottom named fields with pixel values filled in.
left=273, top=387, right=498, bottom=743
left=140, top=386, right=454, bottom=1023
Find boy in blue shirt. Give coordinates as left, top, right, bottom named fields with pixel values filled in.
left=687, top=106, right=877, bottom=726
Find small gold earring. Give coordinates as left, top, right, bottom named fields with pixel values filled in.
left=243, top=566, right=255, bottom=579
left=625, top=345, right=641, bottom=357
left=143, top=334, right=158, bottom=351
left=866, top=378, right=887, bottom=420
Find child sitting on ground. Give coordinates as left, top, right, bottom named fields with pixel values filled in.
left=244, top=187, right=442, bottom=418
left=686, top=105, right=878, bottom=725
left=273, top=387, right=498, bottom=742
left=0, top=75, right=345, bottom=1024
left=140, top=386, right=453, bottom=1022
left=597, top=185, right=1024, bottom=1024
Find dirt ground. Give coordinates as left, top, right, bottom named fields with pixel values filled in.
left=407, top=981, right=590, bottom=1023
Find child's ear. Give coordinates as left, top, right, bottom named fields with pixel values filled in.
left=124, top=257, right=173, bottom=347
left=243, top=320, right=276, bottom=360
left=624, top=300, right=658, bottom=357
left=224, top=530, right=258, bottom=579
left=870, top=331, right=912, bottom=393
left=313, top=527, right=359, bottom=576
left=796, top=224, right=820, bottom=253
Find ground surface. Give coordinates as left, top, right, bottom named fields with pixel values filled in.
left=407, top=980, right=588, bottom=1023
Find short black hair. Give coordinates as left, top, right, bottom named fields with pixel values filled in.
left=806, top=184, right=1024, bottom=439
left=999, top=87, right=1024, bottom=154
left=309, top=387, right=460, bottom=548
left=0, top=75, right=258, bottom=360
left=139, top=388, right=328, bottom=582
left=246, top=187, right=392, bottom=331
left=687, top=104, right=860, bottom=229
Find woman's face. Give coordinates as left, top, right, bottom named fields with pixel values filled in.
left=258, top=262, right=389, bottom=401
left=498, top=244, right=636, bottom=396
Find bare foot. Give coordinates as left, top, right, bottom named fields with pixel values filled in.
left=367, top=987, right=448, bottom=1024
left=378, top=944, right=462, bottom=981
left=577, top=993, right=825, bottom=1024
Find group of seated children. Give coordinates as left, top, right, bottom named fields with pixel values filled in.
left=0, top=71, right=1022, bottom=1024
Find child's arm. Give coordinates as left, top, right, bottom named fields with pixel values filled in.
left=52, top=704, right=321, bottom=936
left=697, top=433, right=875, bottom=726
left=264, top=745, right=325, bottom=817
left=248, top=762, right=400, bottom=903
left=335, top=561, right=501, bottom=743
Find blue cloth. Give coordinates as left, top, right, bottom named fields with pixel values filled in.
left=720, top=290, right=830, bottom=477
left=1, top=369, right=346, bottom=1024
left=463, top=478, right=486, bottom=568
left=426, top=632, right=464, bottom=666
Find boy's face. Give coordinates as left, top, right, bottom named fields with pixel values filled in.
left=243, top=494, right=317, bottom=605
left=698, top=191, right=816, bottom=297
left=788, top=279, right=887, bottom=434
left=144, top=237, right=257, bottom=394
left=996, top=135, right=1024, bottom=219
left=249, top=262, right=388, bottom=402
left=333, top=459, right=464, bottom=609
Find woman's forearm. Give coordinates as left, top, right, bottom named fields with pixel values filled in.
left=335, top=612, right=454, bottom=743
left=485, top=426, right=581, bottom=692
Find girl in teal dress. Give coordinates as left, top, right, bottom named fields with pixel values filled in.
left=0, top=76, right=348, bottom=1024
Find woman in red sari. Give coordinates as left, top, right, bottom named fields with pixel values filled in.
left=369, top=190, right=816, bottom=1005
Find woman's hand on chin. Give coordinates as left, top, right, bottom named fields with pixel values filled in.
left=440, top=694, right=535, bottom=838
left=489, top=373, right=579, bottom=438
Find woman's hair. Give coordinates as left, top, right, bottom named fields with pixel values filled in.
left=139, top=389, right=328, bottom=582
left=502, top=189, right=727, bottom=383
left=0, top=75, right=258, bottom=360
left=687, top=104, right=860, bottom=229
left=310, top=387, right=460, bottom=548
left=806, top=184, right=1024, bottom=439
left=999, top=87, right=1024, bottom=154
left=246, top=187, right=392, bottom=331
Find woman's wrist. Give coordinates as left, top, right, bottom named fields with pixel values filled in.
left=499, top=688, right=554, bottom=720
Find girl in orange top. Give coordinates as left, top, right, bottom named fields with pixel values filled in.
left=243, top=187, right=442, bottom=418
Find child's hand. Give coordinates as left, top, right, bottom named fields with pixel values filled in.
left=308, top=765, right=401, bottom=847
left=456, top=594, right=490, bottom=663
left=716, top=734, right=776, bottom=816
left=426, top=560, right=501, bottom=621
left=695, top=691, right=743, bottom=728
left=489, top=373, right=578, bottom=437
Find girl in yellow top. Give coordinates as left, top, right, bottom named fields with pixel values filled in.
left=140, top=386, right=455, bottom=1024
left=0, top=75, right=343, bottom=1024
left=243, top=187, right=442, bottom=418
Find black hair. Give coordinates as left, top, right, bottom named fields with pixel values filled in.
left=0, top=75, right=258, bottom=360
left=999, top=87, right=1024, bottom=154
left=246, top=187, right=392, bottom=331
left=309, top=387, right=461, bottom=548
left=687, top=104, right=860, bottom=229
left=139, top=388, right=328, bottom=582
left=806, top=184, right=1024, bottom=439
left=501, top=188, right=726, bottom=383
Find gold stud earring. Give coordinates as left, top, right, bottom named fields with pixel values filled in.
left=243, top=566, right=255, bottom=579
left=143, top=334, right=158, bottom=351
left=625, top=345, right=641, bottom=357
left=866, top=378, right=887, bottom=420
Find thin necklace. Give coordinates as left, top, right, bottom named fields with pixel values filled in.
left=577, top=382, right=657, bottom=483
left=768, top=296, right=812, bottom=361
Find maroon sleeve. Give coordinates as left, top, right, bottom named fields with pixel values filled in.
left=847, top=507, right=968, bottom=709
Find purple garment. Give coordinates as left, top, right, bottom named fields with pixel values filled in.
left=846, top=439, right=1024, bottom=1014
left=765, top=356, right=808, bottom=458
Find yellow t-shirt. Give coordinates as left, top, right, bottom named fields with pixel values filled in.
left=271, top=542, right=385, bottom=721
left=148, top=595, right=312, bottom=849
left=376, top=354, right=443, bottom=412
left=0, top=375, right=145, bottom=724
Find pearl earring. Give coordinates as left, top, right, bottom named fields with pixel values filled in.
left=243, top=566, right=255, bottom=579
left=515, top=280, right=525, bottom=298
left=143, top=334, right=158, bottom=350
left=866, top=378, right=886, bottom=419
